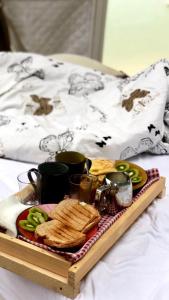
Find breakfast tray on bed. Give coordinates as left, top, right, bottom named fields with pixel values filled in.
left=0, top=175, right=166, bottom=299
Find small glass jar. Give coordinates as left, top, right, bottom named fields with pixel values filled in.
left=95, top=172, right=133, bottom=214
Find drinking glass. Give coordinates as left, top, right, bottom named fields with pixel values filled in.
left=17, top=170, right=41, bottom=205
left=69, top=174, right=93, bottom=203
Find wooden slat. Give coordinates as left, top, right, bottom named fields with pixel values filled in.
left=0, top=233, right=71, bottom=277
left=68, top=177, right=165, bottom=285
left=0, top=250, right=79, bottom=299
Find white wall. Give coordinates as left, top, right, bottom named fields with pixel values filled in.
left=102, top=0, right=169, bottom=75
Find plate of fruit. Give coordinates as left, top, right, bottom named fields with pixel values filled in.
left=16, top=206, right=50, bottom=242
left=115, top=160, right=148, bottom=190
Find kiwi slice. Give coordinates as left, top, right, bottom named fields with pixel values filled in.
left=131, top=175, right=142, bottom=184
left=27, top=212, right=43, bottom=226
left=19, top=220, right=36, bottom=232
left=29, top=207, right=48, bottom=221
left=34, top=212, right=46, bottom=224
left=116, top=161, right=130, bottom=172
left=126, top=167, right=139, bottom=178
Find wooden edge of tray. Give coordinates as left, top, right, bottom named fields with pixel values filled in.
left=0, top=176, right=166, bottom=298
left=0, top=232, right=71, bottom=277
left=68, top=176, right=166, bottom=286
left=0, top=250, right=79, bottom=298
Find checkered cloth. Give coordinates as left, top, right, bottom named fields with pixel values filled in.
left=18, top=169, right=160, bottom=263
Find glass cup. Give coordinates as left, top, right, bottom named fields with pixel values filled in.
left=89, top=174, right=100, bottom=204
left=69, top=174, right=94, bottom=203
left=17, top=170, right=41, bottom=205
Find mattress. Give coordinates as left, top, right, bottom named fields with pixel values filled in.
left=0, top=153, right=169, bottom=300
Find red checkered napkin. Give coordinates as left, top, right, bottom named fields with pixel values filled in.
left=18, top=168, right=160, bottom=263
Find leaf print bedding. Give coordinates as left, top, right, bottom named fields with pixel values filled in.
left=0, top=52, right=169, bottom=164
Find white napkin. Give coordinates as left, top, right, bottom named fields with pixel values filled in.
left=0, top=195, right=30, bottom=237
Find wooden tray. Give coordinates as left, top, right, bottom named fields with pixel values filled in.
left=0, top=177, right=166, bottom=299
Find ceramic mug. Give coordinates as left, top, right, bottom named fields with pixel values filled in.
left=55, top=151, right=92, bottom=175
left=28, top=162, right=69, bottom=204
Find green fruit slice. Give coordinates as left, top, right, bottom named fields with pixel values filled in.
left=19, top=220, right=36, bottom=232
left=27, top=212, right=41, bottom=226
left=126, top=168, right=139, bottom=178
left=29, top=207, right=44, bottom=214
left=116, top=162, right=130, bottom=172
left=29, top=207, right=48, bottom=221
left=34, top=212, right=46, bottom=224
left=131, top=175, right=142, bottom=184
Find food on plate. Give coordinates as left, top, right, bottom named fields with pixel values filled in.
left=131, top=175, right=142, bottom=183
left=115, top=161, right=143, bottom=184
left=35, top=199, right=101, bottom=248
left=18, top=200, right=100, bottom=248
left=127, top=168, right=142, bottom=183
left=126, top=167, right=139, bottom=178
left=35, top=219, right=86, bottom=248
left=90, top=159, right=144, bottom=186
left=115, top=161, right=130, bottom=172
left=19, top=220, right=36, bottom=232
left=19, top=207, right=48, bottom=232
left=27, top=213, right=40, bottom=227
left=29, top=207, right=48, bottom=222
left=48, top=199, right=100, bottom=233
left=90, top=159, right=116, bottom=175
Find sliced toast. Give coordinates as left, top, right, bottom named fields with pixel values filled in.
left=35, top=219, right=86, bottom=248
left=48, top=199, right=100, bottom=232
left=36, top=199, right=100, bottom=248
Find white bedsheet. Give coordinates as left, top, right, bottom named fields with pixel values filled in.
left=0, top=154, right=169, bottom=300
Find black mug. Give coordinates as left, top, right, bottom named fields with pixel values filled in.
left=28, top=162, right=69, bottom=204
left=55, top=151, right=92, bottom=175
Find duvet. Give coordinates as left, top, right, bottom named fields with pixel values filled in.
left=0, top=52, right=169, bottom=164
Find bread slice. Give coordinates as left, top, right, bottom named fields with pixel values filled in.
left=48, top=199, right=100, bottom=233
left=35, top=219, right=86, bottom=248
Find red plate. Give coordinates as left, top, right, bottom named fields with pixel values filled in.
left=16, top=204, right=54, bottom=242
left=16, top=204, right=98, bottom=246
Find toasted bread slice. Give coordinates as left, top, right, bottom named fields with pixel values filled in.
left=49, top=199, right=100, bottom=232
left=35, top=219, right=86, bottom=248
left=82, top=216, right=101, bottom=233
left=90, top=159, right=116, bottom=175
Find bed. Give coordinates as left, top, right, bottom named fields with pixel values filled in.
left=0, top=53, right=169, bottom=300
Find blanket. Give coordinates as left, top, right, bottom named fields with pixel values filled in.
left=0, top=52, right=169, bottom=164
